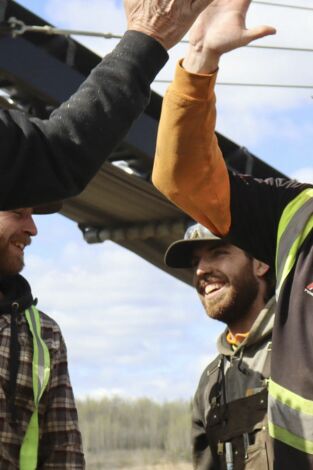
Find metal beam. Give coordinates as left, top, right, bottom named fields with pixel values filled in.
left=0, top=36, right=84, bottom=104
left=81, top=219, right=187, bottom=244
left=0, top=0, right=8, bottom=22
left=125, top=113, right=158, bottom=163
left=0, top=32, right=160, bottom=171
left=0, top=33, right=159, bottom=172
left=219, top=134, right=286, bottom=179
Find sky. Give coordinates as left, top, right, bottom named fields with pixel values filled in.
left=16, top=0, right=313, bottom=401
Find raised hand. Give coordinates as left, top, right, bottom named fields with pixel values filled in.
left=184, top=0, right=276, bottom=73
left=124, top=0, right=212, bottom=50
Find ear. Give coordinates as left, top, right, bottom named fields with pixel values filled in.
left=252, top=259, right=270, bottom=279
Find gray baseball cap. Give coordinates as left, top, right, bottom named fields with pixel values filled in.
left=165, top=222, right=223, bottom=268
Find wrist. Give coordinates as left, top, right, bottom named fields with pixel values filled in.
left=183, top=45, right=220, bottom=74
left=127, top=24, right=169, bottom=50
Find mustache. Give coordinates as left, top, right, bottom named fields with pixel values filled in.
left=10, top=235, right=32, bottom=247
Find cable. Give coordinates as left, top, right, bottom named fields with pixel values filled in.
left=253, top=1, right=313, bottom=11
left=154, top=79, right=313, bottom=90
left=5, top=18, right=313, bottom=55
left=180, top=39, right=313, bottom=54
left=4, top=18, right=313, bottom=56
left=5, top=18, right=313, bottom=53
left=5, top=18, right=122, bottom=39
left=216, top=83, right=313, bottom=89
left=246, top=44, right=313, bottom=53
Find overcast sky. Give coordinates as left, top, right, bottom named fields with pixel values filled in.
left=17, top=0, right=313, bottom=401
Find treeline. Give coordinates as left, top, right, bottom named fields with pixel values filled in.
left=77, top=396, right=192, bottom=461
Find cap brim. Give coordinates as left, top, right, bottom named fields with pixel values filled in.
left=33, top=201, right=63, bottom=215
left=165, top=237, right=223, bottom=268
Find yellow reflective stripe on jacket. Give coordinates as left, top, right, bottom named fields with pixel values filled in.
left=268, top=422, right=313, bottom=455
left=268, top=379, right=313, bottom=454
left=269, top=379, right=313, bottom=415
left=25, top=306, right=50, bottom=402
left=276, top=188, right=313, bottom=298
left=19, top=306, right=51, bottom=470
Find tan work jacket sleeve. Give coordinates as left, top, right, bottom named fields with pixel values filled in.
left=152, top=62, right=231, bottom=236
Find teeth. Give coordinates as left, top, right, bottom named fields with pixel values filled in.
left=14, top=242, right=25, bottom=251
left=205, top=282, right=224, bottom=295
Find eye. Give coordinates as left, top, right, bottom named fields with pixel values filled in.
left=191, top=256, right=199, bottom=269
left=214, top=249, right=229, bottom=256
left=12, top=210, right=22, bottom=217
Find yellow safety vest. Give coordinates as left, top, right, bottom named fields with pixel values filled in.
left=19, top=306, right=51, bottom=470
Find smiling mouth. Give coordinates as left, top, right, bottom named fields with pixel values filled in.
left=204, top=282, right=226, bottom=297
left=11, top=241, right=26, bottom=254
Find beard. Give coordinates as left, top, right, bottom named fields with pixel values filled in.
left=0, top=240, right=25, bottom=278
left=199, top=265, right=259, bottom=326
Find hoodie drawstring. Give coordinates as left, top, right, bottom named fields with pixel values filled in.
left=237, top=347, right=248, bottom=375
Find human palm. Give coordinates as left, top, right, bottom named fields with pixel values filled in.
left=189, top=0, right=276, bottom=57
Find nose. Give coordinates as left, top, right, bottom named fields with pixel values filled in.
left=24, top=215, right=38, bottom=237
left=195, top=257, right=209, bottom=277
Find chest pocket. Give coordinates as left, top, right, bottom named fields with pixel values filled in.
left=206, top=389, right=272, bottom=470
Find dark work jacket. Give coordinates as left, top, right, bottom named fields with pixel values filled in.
left=0, top=31, right=168, bottom=210
left=228, top=175, right=313, bottom=468
left=192, top=298, right=275, bottom=470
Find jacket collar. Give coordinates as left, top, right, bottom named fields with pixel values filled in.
left=217, top=296, right=275, bottom=356
left=0, top=274, right=34, bottom=315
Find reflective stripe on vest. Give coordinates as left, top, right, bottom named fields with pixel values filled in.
left=268, top=380, right=313, bottom=454
left=275, top=188, right=313, bottom=298
left=19, top=306, right=51, bottom=470
left=269, top=188, right=313, bottom=452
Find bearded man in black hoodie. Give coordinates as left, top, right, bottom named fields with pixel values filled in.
left=0, top=204, right=84, bottom=469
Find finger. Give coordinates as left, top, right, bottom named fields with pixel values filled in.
left=243, top=25, right=277, bottom=44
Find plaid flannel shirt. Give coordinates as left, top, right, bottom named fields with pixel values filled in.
left=0, top=310, right=85, bottom=469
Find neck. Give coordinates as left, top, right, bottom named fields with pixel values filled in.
left=227, top=294, right=266, bottom=337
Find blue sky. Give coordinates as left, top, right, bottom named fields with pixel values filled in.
left=17, top=0, right=313, bottom=401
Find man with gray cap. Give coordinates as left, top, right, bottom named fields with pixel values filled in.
left=165, top=222, right=276, bottom=470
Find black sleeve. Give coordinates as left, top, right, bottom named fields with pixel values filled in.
left=0, top=31, right=168, bottom=210
left=226, top=172, right=312, bottom=266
